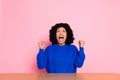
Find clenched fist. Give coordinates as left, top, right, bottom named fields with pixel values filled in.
left=79, top=40, right=85, bottom=47
left=38, top=41, right=45, bottom=49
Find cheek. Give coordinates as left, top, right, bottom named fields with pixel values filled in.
left=64, top=33, right=67, bottom=38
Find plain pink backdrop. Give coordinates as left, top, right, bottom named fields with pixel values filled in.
left=0, top=0, right=120, bottom=73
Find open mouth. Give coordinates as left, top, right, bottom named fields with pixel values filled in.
left=58, top=36, right=64, bottom=42
left=59, top=36, right=64, bottom=39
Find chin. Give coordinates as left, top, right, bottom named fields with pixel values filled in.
left=58, top=42, right=65, bottom=45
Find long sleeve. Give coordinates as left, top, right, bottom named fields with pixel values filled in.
left=37, top=48, right=48, bottom=69
left=75, top=47, right=85, bottom=68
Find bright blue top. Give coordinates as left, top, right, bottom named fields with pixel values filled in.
left=37, top=44, right=85, bottom=73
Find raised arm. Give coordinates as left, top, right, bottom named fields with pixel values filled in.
left=75, top=40, right=85, bottom=68
left=37, top=41, right=48, bottom=69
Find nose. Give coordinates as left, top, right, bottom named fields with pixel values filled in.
left=59, top=31, right=62, bottom=34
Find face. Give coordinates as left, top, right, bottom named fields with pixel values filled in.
left=56, top=27, right=67, bottom=46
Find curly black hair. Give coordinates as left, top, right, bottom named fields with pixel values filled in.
left=49, top=23, right=75, bottom=45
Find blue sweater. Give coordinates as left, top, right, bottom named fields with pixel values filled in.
left=37, top=44, right=85, bottom=73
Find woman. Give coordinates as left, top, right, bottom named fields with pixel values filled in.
left=37, top=23, right=85, bottom=73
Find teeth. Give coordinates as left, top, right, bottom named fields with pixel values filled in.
left=59, top=37, right=63, bottom=38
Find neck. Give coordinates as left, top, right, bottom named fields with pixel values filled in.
left=57, top=43, right=65, bottom=46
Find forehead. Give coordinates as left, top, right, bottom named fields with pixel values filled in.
left=57, top=27, right=66, bottom=30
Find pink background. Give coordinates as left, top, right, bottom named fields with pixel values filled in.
left=0, top=0, right=120, bottom=73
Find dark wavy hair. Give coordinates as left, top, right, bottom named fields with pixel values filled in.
left=49, top=23, right=75, bottom=45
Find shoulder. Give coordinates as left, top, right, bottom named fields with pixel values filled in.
left=67, top=44, right=79, bottom=53
left=45, top=44, right=55, bottom=50
left=68, top=44, right=78, bottom=50
left=45, top=44, right=52, bottom=49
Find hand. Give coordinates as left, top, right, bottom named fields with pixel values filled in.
left=79, top=40, right=85, bottom=47
left=38, top=41, right=45, bottom=49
